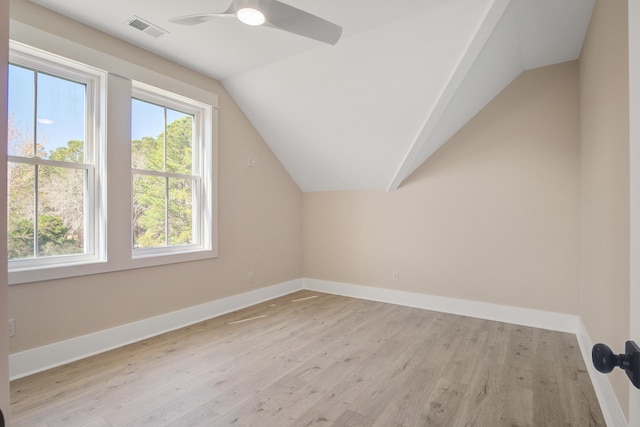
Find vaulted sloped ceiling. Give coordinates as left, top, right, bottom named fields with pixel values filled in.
left=28, top=0, right=595, bottom=191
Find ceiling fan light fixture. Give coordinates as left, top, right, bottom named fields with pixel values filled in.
left=237, top=8, right=265, bottom=26
left=170, top=0, right=342, bottom=44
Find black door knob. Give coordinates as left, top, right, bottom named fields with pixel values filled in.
left=592, top=343, right=619, bottom=373
left=592, top=341, right=640, bottom=389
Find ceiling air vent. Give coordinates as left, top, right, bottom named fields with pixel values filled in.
left=126, top=16, right=168, bottom=38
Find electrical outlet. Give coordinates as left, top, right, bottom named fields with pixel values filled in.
left=247, top=156, right=259, bottom=167
left=392, top=271, right=399, bottom=281
left=249, top=270, right=255, bottom=283
left=8, top=318, right=15, bottom=337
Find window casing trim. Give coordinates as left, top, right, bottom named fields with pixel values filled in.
left=7, top=41, right=107, bottom=274
left=7, top=39, right=219, bottom=285
left=130, top=82, right=214, bottom=258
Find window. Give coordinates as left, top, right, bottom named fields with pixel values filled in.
left=7, top=41, right=218, bottom=285
left=131, top=83, right=213, bottom=257
left=7, top=46, right=105, bottom=271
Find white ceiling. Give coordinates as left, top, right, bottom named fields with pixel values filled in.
left=30, top=0, right=595, bottom=191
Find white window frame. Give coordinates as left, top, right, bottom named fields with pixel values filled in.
left=130, top=82, right=214, bottom=259
left=7, top=40, right=219, bottom=285
left=7, top=42, right=107, bottom=274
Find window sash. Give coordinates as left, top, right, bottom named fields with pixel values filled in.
left=131, top=169, right=202, bottom=251
left=7, top=157, right=97, bottom=270
left=7, top=43, right=104, bottom=272
left=131, top=83, right=208, bottom=257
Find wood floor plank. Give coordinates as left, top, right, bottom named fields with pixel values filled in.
left=166, top=406, right=221, bottom=427
left=117, top=383, right=220, bottom=427
left=468, top=324, right=535, bottom=426
left=332, top=409, right=374, bottom=427
left=10, top=291, right=606, bottom=426
left=532, top=329, right=572, bottom=426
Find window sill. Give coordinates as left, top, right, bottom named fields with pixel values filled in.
left=8, top=248, right=218, bottom=285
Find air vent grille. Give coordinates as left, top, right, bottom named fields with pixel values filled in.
left=129, top=18, right=149, bottom=31
left=126, top=16, right=168, bottom=38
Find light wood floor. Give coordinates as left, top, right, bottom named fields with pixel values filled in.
left=10, top=290, right=605, bottom=426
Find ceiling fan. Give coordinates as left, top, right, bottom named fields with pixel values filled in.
left=169, top=0, right=343, bottom=45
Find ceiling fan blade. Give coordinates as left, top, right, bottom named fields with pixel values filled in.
left=169, top=13, right=230, bottom=26
left=171, top=2, right=239, bottom=25
left=260, top=0, right=342, bottom=45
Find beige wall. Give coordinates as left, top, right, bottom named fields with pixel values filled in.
left=5, top=0, right=634, bottom=421
left=579, top=0, right=630, bottom=418
left=304, top=62, right=581, bottom=314
left=8, top=0, right=303, bottom=353
left=1, top=0, right=10, bottom=421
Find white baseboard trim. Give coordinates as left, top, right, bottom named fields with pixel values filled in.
left=576, top=319, right=628, bottom=427
left=304, top=278, right=579, bottom=333
left=9, top=279, right=303, bottom=380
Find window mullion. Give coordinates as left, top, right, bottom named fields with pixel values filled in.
left=33, top=163, right=39, bottom=258
left=131, top=168, right=195, bottom=180
left=85, top=168, right=92, bottom=254
left=163, top=107, right=167, bottom=172
left=9, top=155, right=93, bottom=170
left=193, top=176, right=199, bottom=245
left=165, top=176, right=169, bottom=247
left=33, top=70, right=38, bottom=158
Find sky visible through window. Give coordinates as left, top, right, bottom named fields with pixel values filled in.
left=8, top=64, right=84, bottom=156
left=8, top=64, right=172, bottom=156
left=131, top=98, right=189, bottom=143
